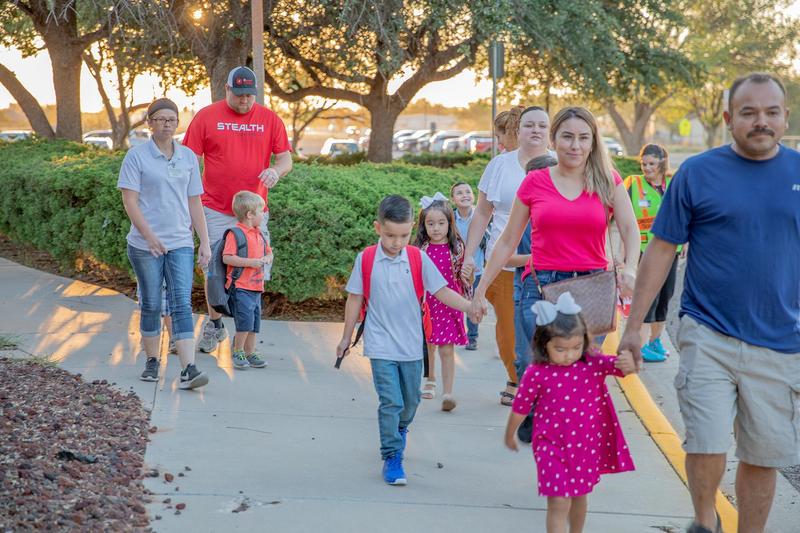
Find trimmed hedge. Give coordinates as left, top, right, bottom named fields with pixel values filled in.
left=0, top=139, right=481, bottom=301
left=0, top=139, right=642, bottom=302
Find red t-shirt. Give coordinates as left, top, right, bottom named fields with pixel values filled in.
left=182, top=100, right=291, bottom=215
left=222, top=223, right=272, bottom=292
left=517, top=167, right=623, bottom=274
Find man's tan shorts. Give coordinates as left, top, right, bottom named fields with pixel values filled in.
left=204, top=206, right=272, bottom=280
left=675, top=315, right=800, bottom=467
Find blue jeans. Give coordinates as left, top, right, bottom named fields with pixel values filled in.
left=465, top=273, right=482, bottom=341
left=127, top=245, right=195, bottom=340
left=514, top=269, right=605, bottom=378
left=370, top=358, right=423, bottom=459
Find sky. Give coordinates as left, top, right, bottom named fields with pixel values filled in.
left=0, top=44, right=492, bottom=113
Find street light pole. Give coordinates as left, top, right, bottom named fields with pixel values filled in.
left=252, top=0, right=265, bottom=105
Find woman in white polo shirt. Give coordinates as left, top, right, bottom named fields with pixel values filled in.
left=462, top=106, right=551, bottom=405
left=118, top=98, right=211, bottom=389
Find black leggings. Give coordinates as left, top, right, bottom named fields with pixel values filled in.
left=644, top=254, right=678, bottom=323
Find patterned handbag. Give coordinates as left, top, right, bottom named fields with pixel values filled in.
left=532, top=207, right=618, bottom=336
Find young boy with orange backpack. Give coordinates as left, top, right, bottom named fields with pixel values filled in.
left=335, top=195, right=472, bottom=486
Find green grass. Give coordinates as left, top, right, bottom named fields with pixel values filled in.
left=0, top=334, right=20, bottom=350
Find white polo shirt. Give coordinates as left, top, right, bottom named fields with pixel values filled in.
left=345, top=244, right=447, bottom=361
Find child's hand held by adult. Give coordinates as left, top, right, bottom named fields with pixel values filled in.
left=262, top=252, right=274, bottom=265
left=615, top=349, right=637, bottom=375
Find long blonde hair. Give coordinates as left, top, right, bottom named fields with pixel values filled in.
left=550, top=107, right=616, bottom=206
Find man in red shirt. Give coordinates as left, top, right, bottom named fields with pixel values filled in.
left=182, top=66, right=292, bottom=352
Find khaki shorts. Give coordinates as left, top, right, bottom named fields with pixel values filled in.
left=204, top=206, right=272, bottom=281
left=675, top=315, right=800, bottom=467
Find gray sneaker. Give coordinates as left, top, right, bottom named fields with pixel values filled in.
left=465, top=339, right=478, bottom=351
left=197, top=321, right=227, bottom=353
left=232, top=350, right=250, bottom=370
left=140, top=357, right=159, bottom=382
left=246, top=352, right=267, bottom=368
left=179, top=364, right=208, bottom=390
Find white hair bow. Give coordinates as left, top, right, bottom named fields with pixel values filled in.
left=420, top=191, right=448, bottom=209
left=532, top=292, right=582, bottom=326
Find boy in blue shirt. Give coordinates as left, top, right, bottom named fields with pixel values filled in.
left=336, top=195, right=472, bottom=486
left=450, top=182, right=485, bottom=350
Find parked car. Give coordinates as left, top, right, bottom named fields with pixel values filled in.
left=128, top=129, right=150, bottom=147
left=396, top=129, right=434, bottom=153
left=469, top=136, right=494, bottom=153
left=441, top=137, right=461, bottom=152
left=392, top=129, right=417, bottom=150
left=603, top=137, right=624, bottom=156
left=0, top=130, right=32, bottom=142
left=82, top=129, right=150, bottom=149
left=320, top=138, right=360, bottom=156
left=454, top=131, right=492, bottom=152
left=83, top=136, right=113, bottom=150
left=428, top=130, right=465, bottom=152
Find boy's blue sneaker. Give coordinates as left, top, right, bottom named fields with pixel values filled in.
left=382, top=454, right=407, bottom=486
left=641, top=343, right=666, bottom=363
left=650, top=337, right=670, bottom=358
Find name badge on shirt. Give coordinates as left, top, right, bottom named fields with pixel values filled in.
left=167, top=164, right=187, bottom=179
left=638, top=199, right=651, bottom=208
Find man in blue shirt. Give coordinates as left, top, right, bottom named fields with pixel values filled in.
left=620, top=73, right=800, bottom=533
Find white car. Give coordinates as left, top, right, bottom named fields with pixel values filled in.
left=429, top=131, right=465, bottom=152
left=83, top=136, right=113, bottom=150
left=320, top=138, right=360, bottom=156
left=0, top=130, right=32, bottom=142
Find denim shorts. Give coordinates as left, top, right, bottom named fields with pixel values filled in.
left=230, top=288, right=262, bottom=333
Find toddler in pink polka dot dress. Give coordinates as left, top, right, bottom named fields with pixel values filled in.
left=504, top=292, right=637, bottom=532
left=414, top=194, right=473, bottom=412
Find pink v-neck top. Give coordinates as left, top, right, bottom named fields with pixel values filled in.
left=517, top=167, right=622, bottom=275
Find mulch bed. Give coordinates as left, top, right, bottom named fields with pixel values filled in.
left=0, top=358, right=152, bottom=532
left=0, top=233, right=344, bottom=322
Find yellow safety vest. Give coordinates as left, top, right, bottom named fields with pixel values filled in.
left=626, top=174, right=682, bottom=253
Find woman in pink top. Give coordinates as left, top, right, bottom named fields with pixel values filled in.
left=471, top=107, right=640, bottom=356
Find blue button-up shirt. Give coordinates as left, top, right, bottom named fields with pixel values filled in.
left=454, top=207, right=484, bottom=276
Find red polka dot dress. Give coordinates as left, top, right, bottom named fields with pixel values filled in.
left=424, top=243, right=467, bottom=346
left=512, top=354, right=635, bottom=497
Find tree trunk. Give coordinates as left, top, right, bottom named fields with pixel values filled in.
left=606, top=101, right=657, bottom=156
left=49, top=46, right=84, bottom=141
left=205, top=43, right=249, bottom=102
left=0, top=63, right=54, bottom=138
left=704, top=122, right=721, bottom=149
left=366, top=108, right=399, bottom=163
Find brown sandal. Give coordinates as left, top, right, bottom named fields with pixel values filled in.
left=500, top=381, right=517, bottom=406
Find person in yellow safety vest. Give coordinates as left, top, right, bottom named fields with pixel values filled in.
left=623, top=144, right=684, bottom=362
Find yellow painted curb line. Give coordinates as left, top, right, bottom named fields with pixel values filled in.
left=602, top=327, right=739, bottom=533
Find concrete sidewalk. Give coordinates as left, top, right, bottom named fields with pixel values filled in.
left=0, top=257, right=697, bottom=532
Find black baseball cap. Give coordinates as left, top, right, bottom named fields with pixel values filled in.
left=226, top=66, right=257, bottom=96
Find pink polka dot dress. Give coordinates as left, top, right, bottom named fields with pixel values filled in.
left=425, top=243, right=467, bottom=346
left=512, top=354, right=635, bottom=497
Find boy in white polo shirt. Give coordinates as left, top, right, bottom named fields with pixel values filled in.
left=336, top=195, right=472, bottom=486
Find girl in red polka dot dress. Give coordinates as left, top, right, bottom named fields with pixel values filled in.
left=415, top=193, right=473, bottom=412
left=504, top=292, right=637, bottom=532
